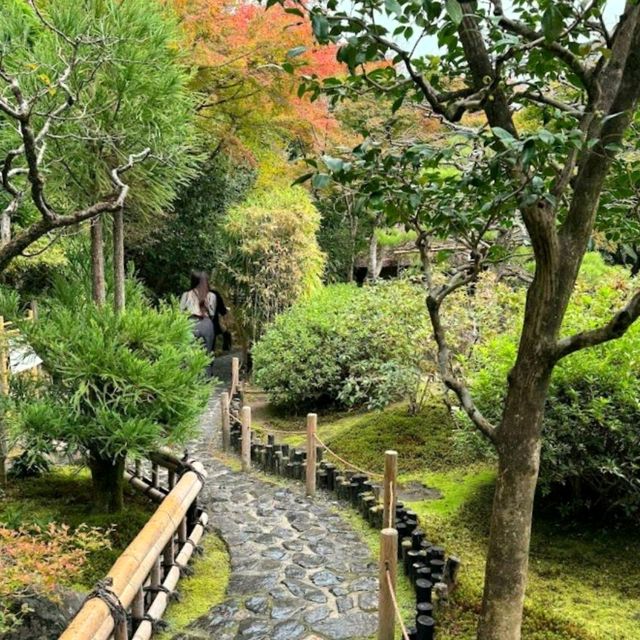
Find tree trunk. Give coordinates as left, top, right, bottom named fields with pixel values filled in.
left=477, top=361, right=552, bottom=640
left=113, top=208, right=125, bottom=313
left=91, top=216, right=106, bottom=306
left=367, top=231, right=378, bottom=282
left=0, top=213, right=11, bottom=247
left=88, top=452, right=126, bottom=513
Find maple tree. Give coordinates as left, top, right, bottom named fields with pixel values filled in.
left=168, top=0, right=346, bottom=154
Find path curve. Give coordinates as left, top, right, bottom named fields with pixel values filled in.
left=181, top=356, right=379, bottom=640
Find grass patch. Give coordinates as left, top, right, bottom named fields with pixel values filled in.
left=0, top=465, right=154, bottom=590
left=251, top=393, right=476, bottom=475
left=158, top=533, right=230, bottom=639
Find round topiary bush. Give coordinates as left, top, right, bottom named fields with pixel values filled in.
left=469, top=253, right=640, bottom=520
left=252, top=281, right=431, bottom=411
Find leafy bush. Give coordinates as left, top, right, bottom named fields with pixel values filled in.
left=253, top=281, right=430, bottom=410
left=469, top=254, right=640, bottom=519
left=12, top=271, right=210, bottom=512
left=218, top=183, right=325, bottom=348
left=0, top=522, right=109, bottom=634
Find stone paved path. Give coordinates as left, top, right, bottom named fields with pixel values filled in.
left=181, top=356, right=379, bottom=640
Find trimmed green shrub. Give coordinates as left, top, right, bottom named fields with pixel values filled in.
left=12, top=270, right=210, bottom=512
left=469, top=253, right=640, bottom=519
left=253, top=281, right=430, bottom=411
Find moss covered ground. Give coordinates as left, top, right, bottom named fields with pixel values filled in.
left=0, top=466, right=154, bottom=589
left=158, top=533, right=231, bottom=639
left=252, top=392, right=640, bottom=640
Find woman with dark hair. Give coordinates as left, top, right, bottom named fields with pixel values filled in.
left=180, top=270, right=216, bottom=376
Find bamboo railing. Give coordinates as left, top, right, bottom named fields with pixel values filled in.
left=59, top=449, right=208, bottom=640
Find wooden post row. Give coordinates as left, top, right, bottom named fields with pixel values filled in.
left=241, top=405, right=251, bottom=472
left=306, top=413, right=317, bottom=497
left=377, top=527, right=398, bottom=640
left=383, top=450, right=398, bottom=530
left=221, top=391, right=230, bottom=453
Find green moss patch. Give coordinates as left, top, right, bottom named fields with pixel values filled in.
left=158, top=534, right=230, bottom=638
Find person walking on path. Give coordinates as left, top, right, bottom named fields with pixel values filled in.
left=180, top=270, right=216, bottom=377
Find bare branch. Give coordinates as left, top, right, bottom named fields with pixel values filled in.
left=555, top=289, right=640, bottom=360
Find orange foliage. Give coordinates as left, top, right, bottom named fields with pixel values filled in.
left=0, top=522, right=110, bottom=628
left=168, top=0, right=346, bottom=151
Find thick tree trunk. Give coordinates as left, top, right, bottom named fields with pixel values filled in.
left=91, top=216, right=106, bottom=306
left=113, top=208, right=125, bottom=313
left=88, top=452, right=125, bottom=513
left=477, top=363, right=552, bottom=640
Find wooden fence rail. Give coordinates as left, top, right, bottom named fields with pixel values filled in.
left=60, top=449, right=207, bottom=640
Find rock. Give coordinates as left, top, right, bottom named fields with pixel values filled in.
left=293, top=553, right=323, bottom=569
left=304, top=605, right=331, bottom=624
left=4, top=588, right=83, bottom=640
left=311, top=612, right=378, bottom=640
left=285, top=564, right=306, bottom=580
left=237, top=617, right=271, bottom=639
left=270, top=598, right=303, bottom=620
left=228, top=573, right=278, bottom=595
left=350, top=577, right=378, bottom=592
left=245, top=596, right=269, bottom=614
left=284, top=580, right=328, bottom=604
left=272, top=619, right=306, bottom=640
left=262, top=547, right=286, bottom=560
left=336, top=596, right=354, bottom=613
left=311, top=570, right=343, bottom=587
left=358, top=591, right=378, bottom=612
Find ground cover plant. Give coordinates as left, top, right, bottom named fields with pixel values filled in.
left=0, top=466, right=153, bottom=634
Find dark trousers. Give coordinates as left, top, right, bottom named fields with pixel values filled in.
left=191, top=315, right=215, bottom=377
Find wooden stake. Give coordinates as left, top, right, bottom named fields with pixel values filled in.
left=241, top=405, right=251, bottom=472
left=377, top=528, right=398, bottom=640
left=221, top=391, right=230, bottom=452
left=231, top=357, right=239, bottom=397
left=306, top=413, right=317, bottom=497
left=383, top=450, right=398, bottom=530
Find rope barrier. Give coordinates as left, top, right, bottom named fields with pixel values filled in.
left=313, top=433, right=383, bottom=479
left=386, top=568, right=411, bottom=640
left=253, top=424, right=308, bottom=435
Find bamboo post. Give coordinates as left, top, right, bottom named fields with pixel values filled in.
left=241, top=405, right=251, bottom=472
left=383, top=450, right=398, bottom=530
left=114, top=620, right=128, bottom=640
left=151, top=463, right=159, bottom=489
left=231, top=357, right=239, bottom=397
left=0, top=316, right=8, bottom=487
left=131, top=586, right=144, bottom=624
left=306, top=413, right=317, bottom=497
left=377, top=528, right=398, bottom=640
left=221, top=391, right=230, bottom=452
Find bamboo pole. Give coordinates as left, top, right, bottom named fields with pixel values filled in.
left=221, top=391, right=230, bottom=452
left=241, top=405, right=251, bottom=472
left=60, top=462, right=206, bottom=640
left=377, top=528, right=398, bottom=640
left=306, top=413, right=317, bottom=497
left=131, top=513, right=208, bottom=640
left=383, top=450, right=398, bottom=530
